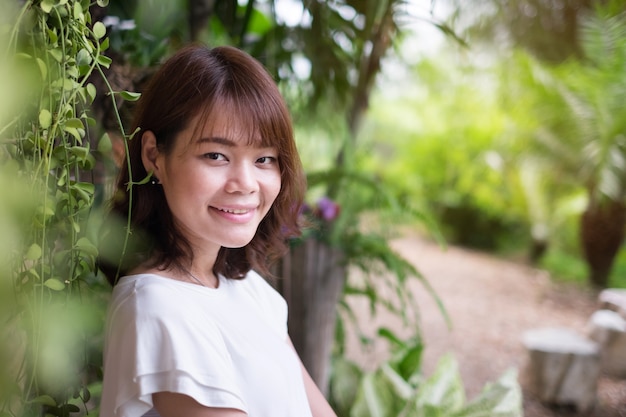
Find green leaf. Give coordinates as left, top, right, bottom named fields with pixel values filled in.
left=65, top=118, right=84, bottom=130
left=27, top=268, right=40, bottom=280
left=97, top=0, right=109, bottom=6
left=36, top=58, right=48, bottom=80
left=351, top=371, right=398, bottom=417
left=47, top=28, right=58, bottom=44
left=48, top=48, right=63, bottom=63
left=71, top=181, right=95, bottom=203
left=68, top=145, right=89, bottom=160
left=415, top=354, right=465, bottom=414
left=29, top=395, right=57, bottom=407
left=451, top=369, right=522, bottom=417
left=119, top=90, right=141, bottom=101
left=247, top=9, right=273, bottom=37
left=93, top=21, right=106, bottom=40
left=44, top=278, right=65, bottom=291
left=76, top=237, right=98, bottom=257
left=39, top=109, right=52, bottom=129
left=329, top=357, right=362, bottom=416
left=73, top=2, right=84, bottom=21
left=36, top=202, right=56, bottom=222
left=97, top=132, right=113, bottom=153
left=64, top=127, right=84, bottom=141
left=380, top=364, right=414, bottom=400
left=86, top=83, right=97, bottom=102
left=97, top=54, right=112, bottom=68
left=40, top=0, right=55, bottom=14
left=25, top=243, right=42, bottom=260
left=76, top=48, right=92, bottom=67
left=100, top=36, right=110, bottom=51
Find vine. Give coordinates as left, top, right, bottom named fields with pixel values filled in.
left=0, top=1, right=138, bottom=415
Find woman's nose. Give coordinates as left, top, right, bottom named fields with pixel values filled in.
left=224, top=163, right=259, bottom=194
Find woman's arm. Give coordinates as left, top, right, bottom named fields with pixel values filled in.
left=153, top=392, right=247, bottom=417
left=288, top=339, right=339, bottom=417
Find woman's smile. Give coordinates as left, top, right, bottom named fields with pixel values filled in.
left=211, top=205, right=258, bottom=223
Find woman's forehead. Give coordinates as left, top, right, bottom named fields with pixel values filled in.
left=191, top=109, right=264, bottom=145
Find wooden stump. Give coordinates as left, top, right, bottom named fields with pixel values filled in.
left=599, top=288, right=626, bottom=320
left=587, top=309, right=626, bottom=378
left=522, top=327, right=600, bottom=413
left=274, top=238, right=346, bottom=396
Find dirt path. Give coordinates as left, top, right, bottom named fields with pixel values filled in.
left=344, top=232, right=626, bottom=416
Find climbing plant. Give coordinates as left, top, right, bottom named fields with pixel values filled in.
left=0, top=1, right=139, bottom=415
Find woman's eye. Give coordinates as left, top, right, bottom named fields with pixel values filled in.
left=204, top=152, right=226, bottom=161
left=256, top=156, right=277, bottom=164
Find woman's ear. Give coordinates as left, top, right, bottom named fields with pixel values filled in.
left=141, top=131, right=162, bottom=179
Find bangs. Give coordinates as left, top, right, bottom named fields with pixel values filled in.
left=192, top=90, right=291, bottom=149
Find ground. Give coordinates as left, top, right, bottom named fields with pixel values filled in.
left=344, top=231, right=626, bottom=416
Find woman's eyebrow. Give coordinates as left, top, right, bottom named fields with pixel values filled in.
left=196, top=136, right=236, bottom=147
left=196, top=136, right=274, bottom=150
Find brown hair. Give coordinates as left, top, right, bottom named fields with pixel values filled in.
left=99, top=45, right=305, bottom=285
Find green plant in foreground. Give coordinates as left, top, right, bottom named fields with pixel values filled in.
left=1, top=1, right=139, bottom=415
left=330, top=336, right=523, bottom=417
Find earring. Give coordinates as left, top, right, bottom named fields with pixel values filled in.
left=150, top=177, right=160, bottom=185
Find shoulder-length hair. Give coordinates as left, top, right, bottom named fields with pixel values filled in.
left=99, top=44, right=305, bottom=286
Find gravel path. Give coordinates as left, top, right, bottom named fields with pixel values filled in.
left=344, top=232, right=626, bottom=416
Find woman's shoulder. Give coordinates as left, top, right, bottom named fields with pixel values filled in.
left=233, top=270, right=287, bottom=325
left=235, top=270, right=283, bottom=300
left=110, top=274, right=205, bottom=318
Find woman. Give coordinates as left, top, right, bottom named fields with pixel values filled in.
left=99, top=45, right=337, bottom=417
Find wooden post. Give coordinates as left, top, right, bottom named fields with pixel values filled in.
left=275, top=238, right=346, bottom=396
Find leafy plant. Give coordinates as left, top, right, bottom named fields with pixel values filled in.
left=330, top=337, right=523, bottom=417
left=498, top=3, right=626, bottom=286
left=0, top=1, right=139, bottom=415
left=359, top=57, right=531, bottom=253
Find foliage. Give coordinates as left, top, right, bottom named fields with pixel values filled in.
left=358, top=55, right=532, bottom=252
left=104, top=0, right=187, bottom=67
left=500, top=4, right=626, bottom=285
left=540, top=245, right=626, bottom=288
left=0, top=0, right=138, bottom=414
left=358, top=1, right=626, bottom=287
left=297, top=137, right=447, bottom=340
left=458, top=0, right=597, bottom=63
left=329, top=336, right=523, bottom=417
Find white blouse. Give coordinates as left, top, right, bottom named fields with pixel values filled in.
left=100, top=271, right=312, bottom=417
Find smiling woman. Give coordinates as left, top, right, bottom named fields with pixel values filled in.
left=97, top=45, right=337, bottom=417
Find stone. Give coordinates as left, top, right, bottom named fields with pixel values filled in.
left=522, top=327, right=600, bottom=413
left=587, top=309, right=626, bottom=377
left=599, top=288, right=626, bottom=319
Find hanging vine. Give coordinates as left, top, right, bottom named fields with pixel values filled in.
left=1, top=1, right=138, bottom=415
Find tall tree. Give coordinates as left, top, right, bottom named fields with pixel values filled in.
left=498, top=3, right=626, bottom=287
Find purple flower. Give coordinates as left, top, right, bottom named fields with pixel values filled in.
left=316, top=197, right=341, bottom=221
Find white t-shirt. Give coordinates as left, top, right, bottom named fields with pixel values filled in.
left=100, top=271, right=312, bottom=417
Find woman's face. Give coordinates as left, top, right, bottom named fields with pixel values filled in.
left=147, top=112, right=282, bottom=255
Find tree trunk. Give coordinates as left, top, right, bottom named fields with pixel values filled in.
left=274, top=238, right=346, bottom=396
left=580, top=199, right=626, bottom=288
left=188, top=0, right=216, bottom=41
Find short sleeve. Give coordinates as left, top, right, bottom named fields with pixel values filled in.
left=100, top=280, right=247, bottom=417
